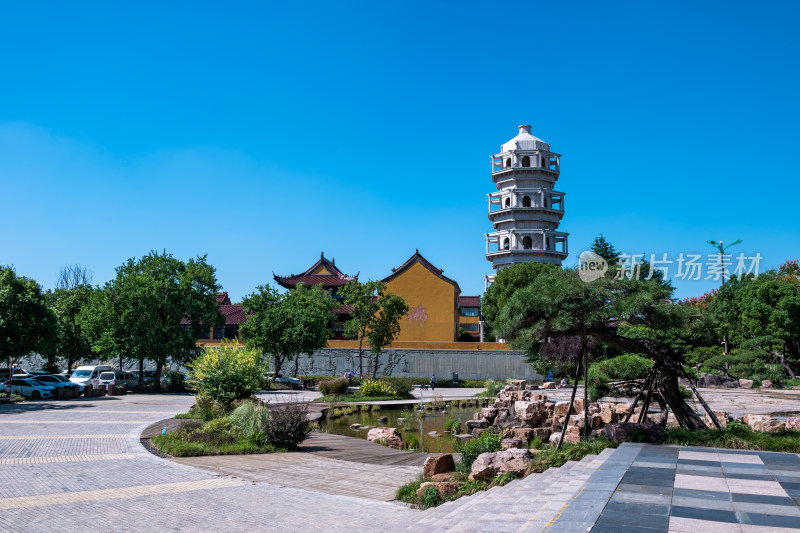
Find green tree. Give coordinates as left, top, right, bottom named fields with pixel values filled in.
left=46, top=285, right=93, bottom=372
left=494, top=267, right=711, bottom=430
left=340, top=279, right=408, bottom=377
left=590, top=234, right=619, bottom=266
left=242, top=283, right=336, bottom=376
left=80, top=251, right=222, bottom=388
left=481, top=261, right=559, bottom=341
left=0, top=266, right=59, bottom=391
left=709, top=273, right=800, bottom=377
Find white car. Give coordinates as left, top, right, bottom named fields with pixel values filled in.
left=1, top=378, right=56, bottom=399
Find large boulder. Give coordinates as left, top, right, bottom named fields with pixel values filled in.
left=704, top=411, right=729, bottom=429
left=599, top=403, right=616, bottom=424
left=761, top=380, right=773, bottom=389
left=503, top=427, right=535, bottom=443
left=786, top=417, right=800, bottom=431
left=746, top=415, right=785, bottom=433
left=481, top=407, right=499, bottom=423
left=738, top=378, right=754, bottom=389
left=604, top=423, right=664, bottom=444
left=423, top=454, right=455, bottom=478
left=514, top=400, right=548, bottom=425
left=469, top=449, right=532, bottom=481
left=697, top=373, right=738, bottom=388
left=417, top=481, right=460, bottom=498
left=466, top=419, right=487, bottom=430
left=366, top=427, right=402, bottom=449
left=563, top=426, right=581, bottom=444
left=501, top=438, right=525, bottom=450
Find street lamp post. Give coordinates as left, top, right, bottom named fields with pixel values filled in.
left=707, top=238, right=742, bottom=355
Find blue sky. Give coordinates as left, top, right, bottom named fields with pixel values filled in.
left=1, top=1, right=798, bottom=301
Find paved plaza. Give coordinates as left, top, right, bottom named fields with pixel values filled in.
left=0, top=390, right=799, bottom=532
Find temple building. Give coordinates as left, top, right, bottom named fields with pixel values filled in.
left=381, top=250, right=462, bottom=343
left=184, top=292, right=247, bottom=345
left=274, top=252, right=357, bottom=340
left=485, top=124, right=569, bottom=287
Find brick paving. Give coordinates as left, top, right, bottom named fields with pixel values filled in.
left=2, top=391, right=800, bottom=532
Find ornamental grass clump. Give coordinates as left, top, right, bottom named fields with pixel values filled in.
left=318, top=377, right=348, bottom=396
left=228, top=398, right=270, bottom=438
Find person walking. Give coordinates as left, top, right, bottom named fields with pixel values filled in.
left=430, top=374, right=436, bottom=391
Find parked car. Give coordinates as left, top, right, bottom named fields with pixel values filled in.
left=69, top=365, right=113, bottom=388
left=141, top=370, right=167, bottom=384
left=30, top=374, right=82, bottom=392
left=266, top=372, right=302, bottom=389
left=0, top=378, right=55, bottom=399
left=115, top=372, right=139, bottom=389
left=0, top=367, right=31, bottom=380
left=98, top=371, right=116, bottom=387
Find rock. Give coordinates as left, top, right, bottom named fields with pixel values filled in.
left=501, top=438, right=525, bottom=450
left=377, top=416, right=388, bottom=423
left=361, top=425, right=375, bottom=430
left=785, top=417, right=800, bottom=430
left=416, top=481, right=460, bottom=498
left=541, top=382, right=557, bottom=390
left=481, top=407, right=499, bottom=421
left=697, top=373, right=738, bottom=388
left=588, top=403, right=601, bottom=415
left=599, top=403, right=616, bottom=424
left=563, top=426, right=581, bottom=444
left=396, top=418, right=406, bottom=425
left=469, top=448, right=532, bottom=481
left=532, top=427, right=551, bottom=442
left=366, top=427, right=402, bottom=449
left=350, top=423, right=363, bottom=429
left=553, top=401, right=571, bottom=418
left=514, top=400, right=548, bottom=425
left=471, top=428, right=484, bottom=437
left=549, top=432, right=562, bottom=445
left=666, top=413, right=680, bottom=429
left=466, top=419, right=487, bottom=429
left=509, top=379, right=527, bottom=389
left=762, top=380, right=773, bottom=389
left=431, top=472, right=455, bottom=482
left=423, top=454, right=455, bottom=478
left=747, top=415, right=785, bottom=433
left=704, top=411, right=728, bottom=429
left=503, top=427, right=535, bottom=443
left=454, top=433, right=473, bottom=439
left=604, top=423, right=665, bottom=444
left=427, top=431, right=443, bottom=437
left=615, top=404, right=632, bottom=417
left=738, top=379, right=754, bottom=389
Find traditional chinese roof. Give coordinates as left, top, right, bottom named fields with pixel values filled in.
left=382, top=250, right=461, bottom=294
left=459, top=296, right=480, bottom=308
left=274, top=252, right=357, bottom=290
left=215, top=292, right=232, bottom=305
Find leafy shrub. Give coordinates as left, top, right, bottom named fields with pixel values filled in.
left=479, top=379, right=504, bottom=398
left=262, top=402, right=312, bottom=450
left=164, top=369, right=188, bottom=393
left=455, top=428, right=502, bottom=473
left=187, top=340, right=266, bottom=408
left=444, top=416, right=462, bottom=434
left=229, top=398, right=270, bottom=437
left=360, top=377, right=395, bottom=397
left=587, top=353, right=653, bottom=401
left=318, top=377, right=348, bottom=396
left=421, top=485, right=439, bottom=508
left=492, top=471, right=518, bottom=486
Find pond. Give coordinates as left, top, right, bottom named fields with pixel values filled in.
left=319, top=403, right=484, bottom=453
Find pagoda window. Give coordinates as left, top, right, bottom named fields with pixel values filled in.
left=522, top=156, right=530, bottom=167
left=502, top=238, right=509, bottom=250
left=505, top=158, right=511, bottom=168
left=522, top=236, right=532, bottom=249
left=522, top=196, right=531, bottom=207
left=504, top=198, right=510, bottom=208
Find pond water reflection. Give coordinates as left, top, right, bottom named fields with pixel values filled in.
left=320, top=405, right=483, bottom=453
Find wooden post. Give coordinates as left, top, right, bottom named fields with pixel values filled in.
left=637, top=374, right=655, bottom=424
left=624, top=370, right=655, bottom=424
left=680, top=367, right=723, bottom=430
left=583, top=337, right=589, bottom=440
left=556, top=356, right=584, bottom=451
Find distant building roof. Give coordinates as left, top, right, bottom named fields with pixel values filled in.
left=274, top=252, right=357, bottom=290
left=382, top=249, right=461, bottom=294
left=181, top=293, right=246, bottom=326
left=215, top=293, right=232, bottom=305
left=459, top=296, right=481, bottom=308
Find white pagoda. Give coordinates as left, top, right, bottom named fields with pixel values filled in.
left=484, top=125, right=568, bottom=287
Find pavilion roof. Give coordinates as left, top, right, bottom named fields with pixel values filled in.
left=274, top=252, right=357, bottom=289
